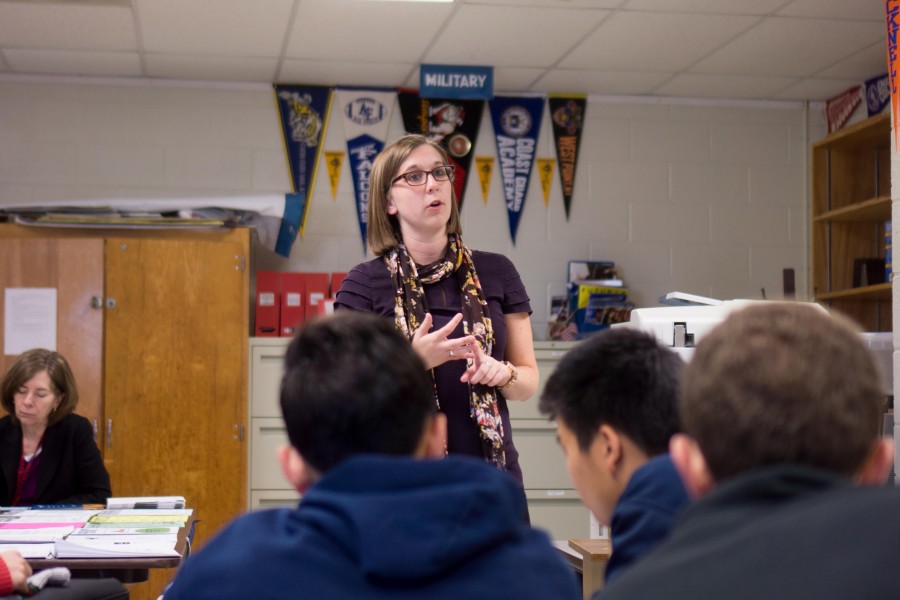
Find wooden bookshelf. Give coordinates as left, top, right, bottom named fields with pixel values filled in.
left=811, top=112, right=892, bottom=331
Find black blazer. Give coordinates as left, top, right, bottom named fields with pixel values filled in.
left=0, top=413, right=111, bottom=505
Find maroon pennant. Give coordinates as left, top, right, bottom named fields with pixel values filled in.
left=397, top=89, right=484, bottom=212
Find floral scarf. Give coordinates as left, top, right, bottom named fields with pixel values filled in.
left=385, top=234, right=506, bottom=469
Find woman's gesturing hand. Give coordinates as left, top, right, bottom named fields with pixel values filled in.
left=460, top=343, right=511, bottom=388
left=412, top=313, right=475, bottom=370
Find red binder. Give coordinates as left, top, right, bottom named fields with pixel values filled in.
left=305, top=273, right=330, bottom=320
left=280, top=273, right=306, bottom=337
left=254, top=271, right=281, bottom=337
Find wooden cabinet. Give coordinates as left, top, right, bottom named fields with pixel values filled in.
left=811, top=112, right=892, bottom=331
left=247, top=337, right=592, bottom=540
left=0, top=224, right=249, bottom=600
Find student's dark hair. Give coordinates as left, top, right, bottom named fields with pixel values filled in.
left=279, top=311, right=437, bottom=474
left=1, top=348, right=78, bottom=426
left=682, top=303, right=886, bottom=482
left=539, top=327, right=683, bottom=455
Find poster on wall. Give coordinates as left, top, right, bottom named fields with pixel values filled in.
left=273, top=84, right=333, bottom=240
left=547, top=94, right=586, bottom=220
left=397, top=90, right=484, bottom=212
left=335, top=88, right=396, bottom=252
left=489, top=95, right=544, bottom=244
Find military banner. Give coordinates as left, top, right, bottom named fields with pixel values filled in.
left=397, top=90, right=484, bottom=212
left=335, top=88, right=396, bottom=252
left=547, top=94, right=586, bottom=219
left=489, top=96, right=544, bottom=243
left=273, top=84, right=333, bottom=239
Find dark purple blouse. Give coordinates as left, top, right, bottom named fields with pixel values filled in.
left=334, top=250, right=531, bottom=483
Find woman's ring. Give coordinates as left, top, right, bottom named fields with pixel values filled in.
left=449, top=349, right=455, bottom=357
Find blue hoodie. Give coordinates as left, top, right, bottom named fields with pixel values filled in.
left=165, top=454, right=580, bottom=599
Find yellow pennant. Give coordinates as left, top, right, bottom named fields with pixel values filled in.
left=537, top=158, right=555, bottom=207
left=325, top=151, right=344, bottom=200
left=474, top=156, right=494, bottom=205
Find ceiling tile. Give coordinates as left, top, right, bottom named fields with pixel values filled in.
left=691, top=17, right=885, bottom=77
left=279, top=59, right=415, bottom=88
left=770, top=77, right=865, bottom=101
left=622, top=0, right=786, bottom=14
left=532, top=69, right=671, bottom=95
left=560, top=12, right=759, bottom=71
left=817, top=41, right=887, bottom=79
left=776, top=0, right=885, bottom=21
left=286, top=0, right=454, bottom=63
left=4, top=49, right=141, bottom=77
left=467, top=0, right=624, bottom=7
left=146, top=55, right=278, bottom=82
left=654, top=73, right=800, bottom=100
left=493, top=67, right=550, bottom=92
left=426, top=4, right=610, bottom=67
left=0, top=3, right=136, bottom=51
left=138, top=0, right=294, bottom=56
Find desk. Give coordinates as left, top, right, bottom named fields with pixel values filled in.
left=27, top=517, right=193, bottom=584
left=560, top=538, right=612, bottom=600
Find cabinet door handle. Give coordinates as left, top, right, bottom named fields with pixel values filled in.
left=106, top=419, right=113, bottom=448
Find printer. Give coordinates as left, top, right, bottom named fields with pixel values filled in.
left=619, top=292, right=893, bottom=397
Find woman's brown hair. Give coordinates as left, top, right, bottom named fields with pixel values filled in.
left=1, top=348, right=79, bottom=426
left=366, top=134, right=462, bottom=256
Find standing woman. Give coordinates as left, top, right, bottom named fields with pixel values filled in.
left=335, top=134, right=539, bottom=488
left=0, top=349, right=111, bottom=505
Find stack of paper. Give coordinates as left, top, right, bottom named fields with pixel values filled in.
left=0, top=543, right=55, bottom=559
left=55, top=536, right=180, bottom=558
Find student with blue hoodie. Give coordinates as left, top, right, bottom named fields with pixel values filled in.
left=539, top=327, right=689, bottom=588
left=163, top=311, right=579, bottom=600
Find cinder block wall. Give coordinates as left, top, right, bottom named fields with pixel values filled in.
left=0, top=80, right=822, bottom=339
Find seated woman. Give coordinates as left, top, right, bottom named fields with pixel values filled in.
left=0, top=349, right=111, bottom=506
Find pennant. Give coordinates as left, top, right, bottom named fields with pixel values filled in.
left=489, top=96, right=544, bottom=243
left=475, top=156, right=494, bottom=205
left=536, top=158, right=555, bottom=207
left=273, top=84, right=333, bottom=238
left=335, top=88, right=396, bottom=252
left=824, top=86, right=862, bottom=134
left=888, top=0, right=900, bottom=149
left=865, top=74, right=890, bottom=117
left=325, top=151, right=344, bottom=199
left=397, top=90, right=484, bottom=212
left=547, top=95, right=586, bottom=219
left=275, top=193, right=305, bottom=258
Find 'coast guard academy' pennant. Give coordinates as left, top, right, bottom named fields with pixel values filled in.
left=548, top=94, right=586, bottom=220
left=397, top=90, right=484, bottom=213
left=273, top=84, right=333, bottom=243
left=335, top=88, right=396, bottom=252
left=489, top=96, right=544, bottom=244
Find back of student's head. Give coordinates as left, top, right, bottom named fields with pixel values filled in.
left=279, top=311, right=436, bottom=474
left=539, top=327, right=683, bottom=455
left=683, top=303, right=885, bottom=482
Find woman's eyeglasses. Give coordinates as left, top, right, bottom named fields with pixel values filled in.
left=391, top=165, right=456, bottom=187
